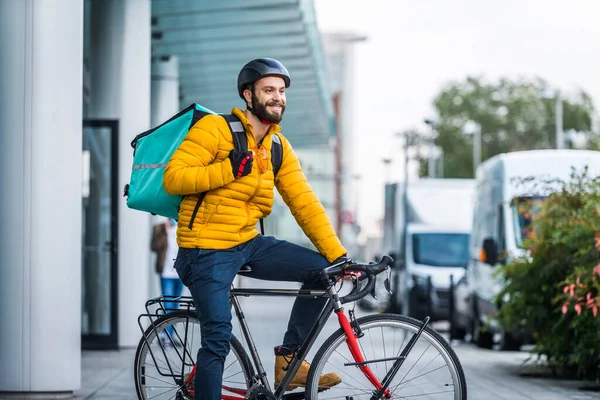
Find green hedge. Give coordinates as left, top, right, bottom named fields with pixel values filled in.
left=496, top=168, right=600, bottom=380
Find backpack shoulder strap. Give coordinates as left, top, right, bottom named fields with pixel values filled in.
left=223, top=113, right=282, bottom=177
left=188, top=114, right=247, bottom=230
left=271, top=132, right=283, bottom=177
left=221, top=114, right=248, bottom=151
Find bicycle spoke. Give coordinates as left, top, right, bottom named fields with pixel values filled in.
left=146, top=350, right=180, bottom=376
left=397, top=354, right=445, bottom=390
left=381, top=325, right=389, bottom=374
left=316, top=389, right=372, bottom=400
left=326, top=350, right=374, bottom=392
left=306, top=315, right=465, bottom=400
left=397, top=364, right=449, bottom=390
left=223, top=368, right=248, bottom=383
left=141, top=372, right=180, bottom=388
left=366, top=326, right=381, bottom=378
left=392, top=342, right=432, bottom=393
left=398, top=388, right=455, bottom=398
left=136, top=313, right=252, bottom=400
left=146, top=384, right=179, bottom=400
left=400, top=378, right=453, bottom=391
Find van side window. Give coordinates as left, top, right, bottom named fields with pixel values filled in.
left=480, top=186, right=495, bottom=242
left=497, top=204, right=506, bottom=263
left=471, top=200, right=482, bottom=255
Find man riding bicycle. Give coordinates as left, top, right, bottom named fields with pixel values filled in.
left=163, top=58, right=347, bottom=400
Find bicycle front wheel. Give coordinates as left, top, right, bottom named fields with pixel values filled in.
left=306, top=313, right=467, bottom=400
left=134, top=310, right=253, bottom=400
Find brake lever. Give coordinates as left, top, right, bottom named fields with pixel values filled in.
left=369, top=275, right=378, bottom=300
left=384, top=267, right=393, bottom=295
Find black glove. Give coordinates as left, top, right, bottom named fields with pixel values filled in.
left=229, top=149, right=253, bottom=178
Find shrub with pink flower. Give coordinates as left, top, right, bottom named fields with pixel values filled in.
left=496, top=167, right=600, bottom=380
left=561, top=274, right=600, bottom=317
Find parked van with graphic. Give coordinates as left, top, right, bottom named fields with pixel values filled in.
left=466, top=149, right=600, bottom=349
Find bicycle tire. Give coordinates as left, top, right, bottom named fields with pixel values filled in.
left=305, top=313, right=467, bottom=400
left=134, top=310, right=254, bottom=400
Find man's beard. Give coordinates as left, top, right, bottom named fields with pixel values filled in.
left=251, top=91, right=285, bottom=124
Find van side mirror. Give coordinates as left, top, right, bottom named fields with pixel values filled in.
left=480, top=237, right=498, bottom=266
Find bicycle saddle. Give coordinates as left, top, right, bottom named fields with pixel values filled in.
left=238, top=265, right=252, bottom=273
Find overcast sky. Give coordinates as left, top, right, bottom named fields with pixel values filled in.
left=314, top=0, right=600, bottom=237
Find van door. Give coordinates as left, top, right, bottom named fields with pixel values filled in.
left=473, top=184, right=497, bottom=312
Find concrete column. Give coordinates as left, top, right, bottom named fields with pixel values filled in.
left=89, top=0, right=151, bottom=347
left=151, top=56, right=180, bottom=126
left=149, top=56, right=180, bottom=297
left=0, top=0, right=83, bottom=394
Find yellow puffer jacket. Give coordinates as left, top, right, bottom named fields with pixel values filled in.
left=163, top=108, right=347, bottom=263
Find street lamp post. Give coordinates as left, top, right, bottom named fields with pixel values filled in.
left=463, top=120, right=481, bottom=178
left=474, top=125, right=481, bottom=176
left=424, top=119, right=436, bottom=178
left=382, top=158, right=392, bottom=184
left=542, top=88, right=565, bottom=149
left=555, top=90, right=564, bottom=149
left=388, top=130, right=420, bottom=312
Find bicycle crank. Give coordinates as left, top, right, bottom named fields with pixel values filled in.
left=245, top=384, right=277, bottom=400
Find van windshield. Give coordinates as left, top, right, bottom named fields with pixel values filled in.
left=512, top=196, right=547, bottom=248
left=412, top=233, right=470, bottom=267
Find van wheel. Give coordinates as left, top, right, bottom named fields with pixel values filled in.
left=475, top=329, right=494, bottom=349
left=472, top=299, right=494, bottom=349
left=405, top=296, right=422, bottom=320
left=474, top=317, right=494, bottom=349
left=450, top=326, right=467, bottom=341
left=449, top=292, right=466, bottom=340
left=499, top=330, right=521, bottom=351
left=385, top=294, right=403, bottom=314
left=386, top=301, right=403, bottom=314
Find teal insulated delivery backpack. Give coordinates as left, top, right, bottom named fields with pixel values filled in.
left=124, top=103, right=283, bottom=222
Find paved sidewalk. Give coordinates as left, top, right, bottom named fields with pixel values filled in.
left=18, top=277, right=600, bottom=400
left=68, top=337, right=600, bottom=400
left=74, top=349, right=136, bottom=400
left=71, top=345, right=600, bottom=400
left=453, top=343, right=600, bottom=400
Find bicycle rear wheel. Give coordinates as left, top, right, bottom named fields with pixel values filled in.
left=306, top=313, right=467, bottom=400
left=134, top=310, right=253, bottom=400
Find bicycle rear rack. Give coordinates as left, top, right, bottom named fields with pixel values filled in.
left=137, top=295, right=198, bottom=388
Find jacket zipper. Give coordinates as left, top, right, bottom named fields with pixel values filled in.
left=245, top=135, right=263, bottom=229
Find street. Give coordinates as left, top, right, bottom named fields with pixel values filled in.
left=73, top=277, right=600, bottom=400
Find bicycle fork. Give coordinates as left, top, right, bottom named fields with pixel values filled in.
left=337, top=310, right=430, bottom=400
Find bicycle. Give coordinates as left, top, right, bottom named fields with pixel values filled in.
left=134, top=255, right=467, bottom=400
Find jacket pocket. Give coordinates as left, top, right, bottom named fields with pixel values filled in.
left=201, top=198, right=222, bottom=225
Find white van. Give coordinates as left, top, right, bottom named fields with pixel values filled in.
left=401, top=223, right=471, bottom=321
left=383, top=179, right=476, bottom=320
left=467, top=149, right=600, bottom=349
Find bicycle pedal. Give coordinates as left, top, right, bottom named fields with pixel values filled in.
left=281, top=391, right=305, bottom=400
left=280, top=386, right=331, bottom=400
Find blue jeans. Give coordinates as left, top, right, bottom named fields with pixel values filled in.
left=174, top=235, right=330, bottom=400
left=161, top=277, right=184, bottom=301
left=160, top=277, right=184, bottom=336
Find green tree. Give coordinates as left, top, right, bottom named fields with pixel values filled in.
left=420, top=77, right=598, bottom=178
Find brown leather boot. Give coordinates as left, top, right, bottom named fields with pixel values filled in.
left=273, top=347, right=341, bottom=391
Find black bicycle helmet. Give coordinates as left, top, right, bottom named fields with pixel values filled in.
left=237, top=58, right=291, bottom=98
